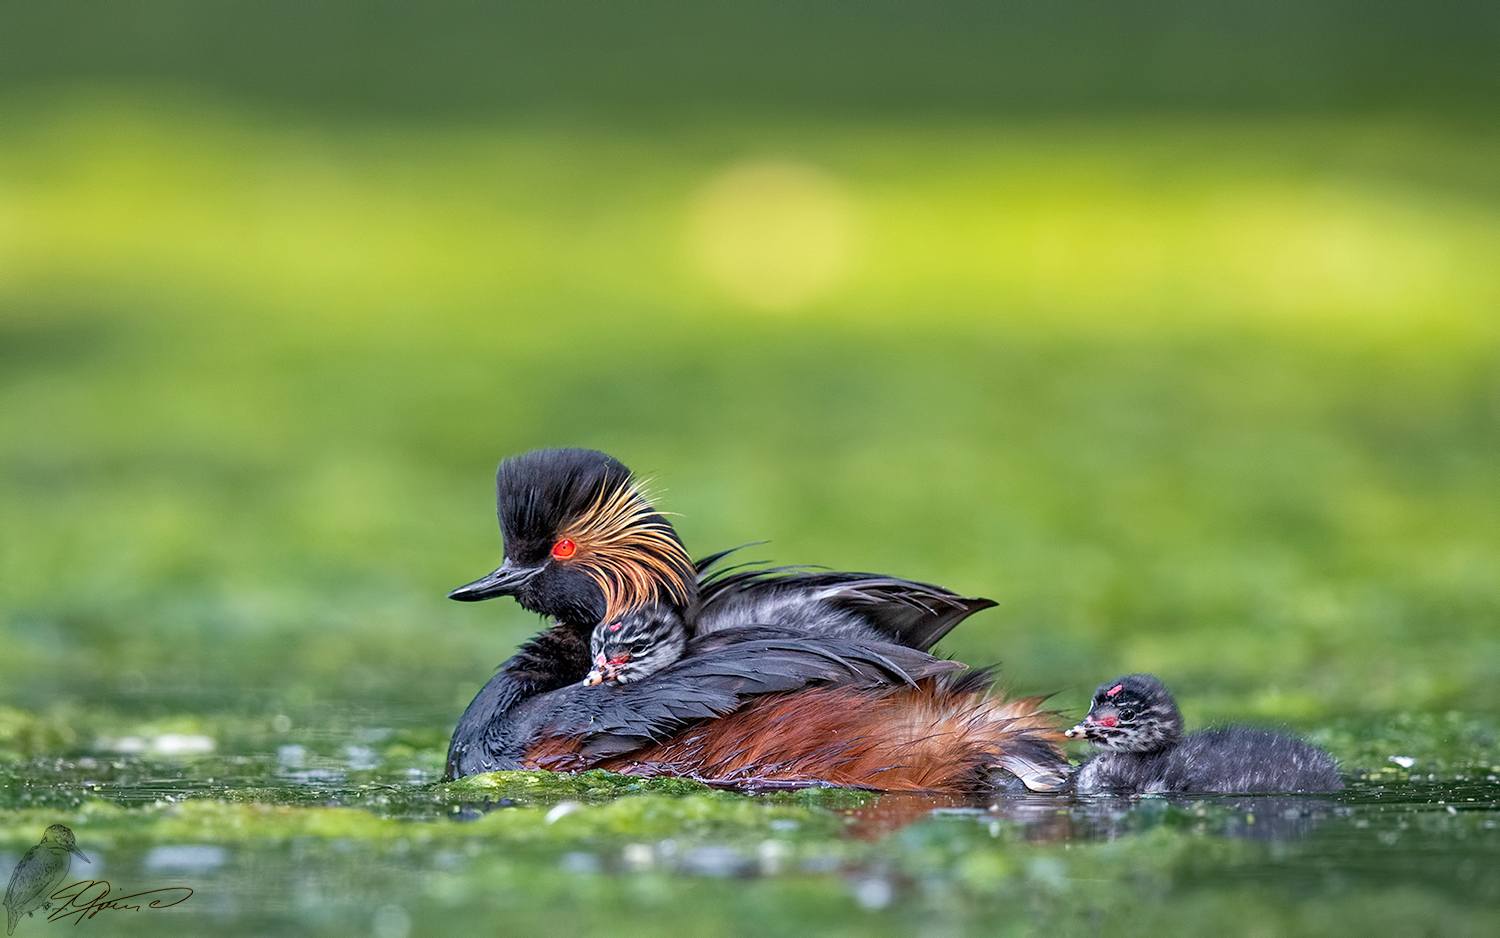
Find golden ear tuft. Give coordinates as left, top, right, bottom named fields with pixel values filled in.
left=558, top=476, right=694, bottom=621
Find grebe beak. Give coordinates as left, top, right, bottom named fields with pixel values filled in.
left=448, top=559, right=541, bottom=601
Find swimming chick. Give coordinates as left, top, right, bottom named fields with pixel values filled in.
left=4, top=824, right=87, bottom=935
left=1066, top=674, right=1343, bottom=794
left=584, top=603, right=688, bottom=685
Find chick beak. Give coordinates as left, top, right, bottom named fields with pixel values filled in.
left=69, top=845, right=89, bottom=862
left=584, top=654, right=611, bottom=686
left=1064, top=722, right=1089, bottom=739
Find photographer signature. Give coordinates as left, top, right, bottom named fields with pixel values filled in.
left=46, top=881, right=193, bottom=925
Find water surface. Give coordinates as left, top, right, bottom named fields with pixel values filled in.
left=4, top=704, right=1496, bottom=938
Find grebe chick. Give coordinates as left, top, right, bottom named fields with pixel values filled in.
left=584, top=603, right=688, bottom=685
left=1065, top=674, right=1343, bottom=794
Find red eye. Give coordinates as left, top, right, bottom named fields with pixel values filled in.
left=551, top=539, right=577, bottom=560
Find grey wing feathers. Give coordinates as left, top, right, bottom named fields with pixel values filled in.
left=694, top=564, right=995, bottom=652
left=514, top=626, right=963, bottom=756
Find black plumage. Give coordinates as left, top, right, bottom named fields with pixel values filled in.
left=468, top=625, right=966, bottom=772
left=1067, top=674, right=1344, bottom=795
left=445, top=622, right=592, bottom=774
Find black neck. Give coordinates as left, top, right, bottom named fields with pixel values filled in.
left=444, top=620, right=593, bottom=779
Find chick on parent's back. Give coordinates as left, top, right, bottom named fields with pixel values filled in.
left=1066, top=674, right=1343, bottom=795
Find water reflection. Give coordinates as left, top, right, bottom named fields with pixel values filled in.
left=1061, top=793, right=1342, bottom=843
left=841, top=789, right=1342, bottom=844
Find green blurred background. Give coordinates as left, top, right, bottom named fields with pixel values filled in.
left=2, top=1, right=1498, bottom=739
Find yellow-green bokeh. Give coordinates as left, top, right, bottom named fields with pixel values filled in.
left=1, top=95, right=1498, bottom=727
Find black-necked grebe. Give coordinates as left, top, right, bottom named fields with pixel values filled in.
left=441, top=448, right=1069, bottom=791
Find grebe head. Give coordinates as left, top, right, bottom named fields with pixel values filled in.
left=1064, top=673, right=1184, bottom=753
left=584, top=603, right=689, bottom=686
left=448, top=449, right=695, bottom=625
